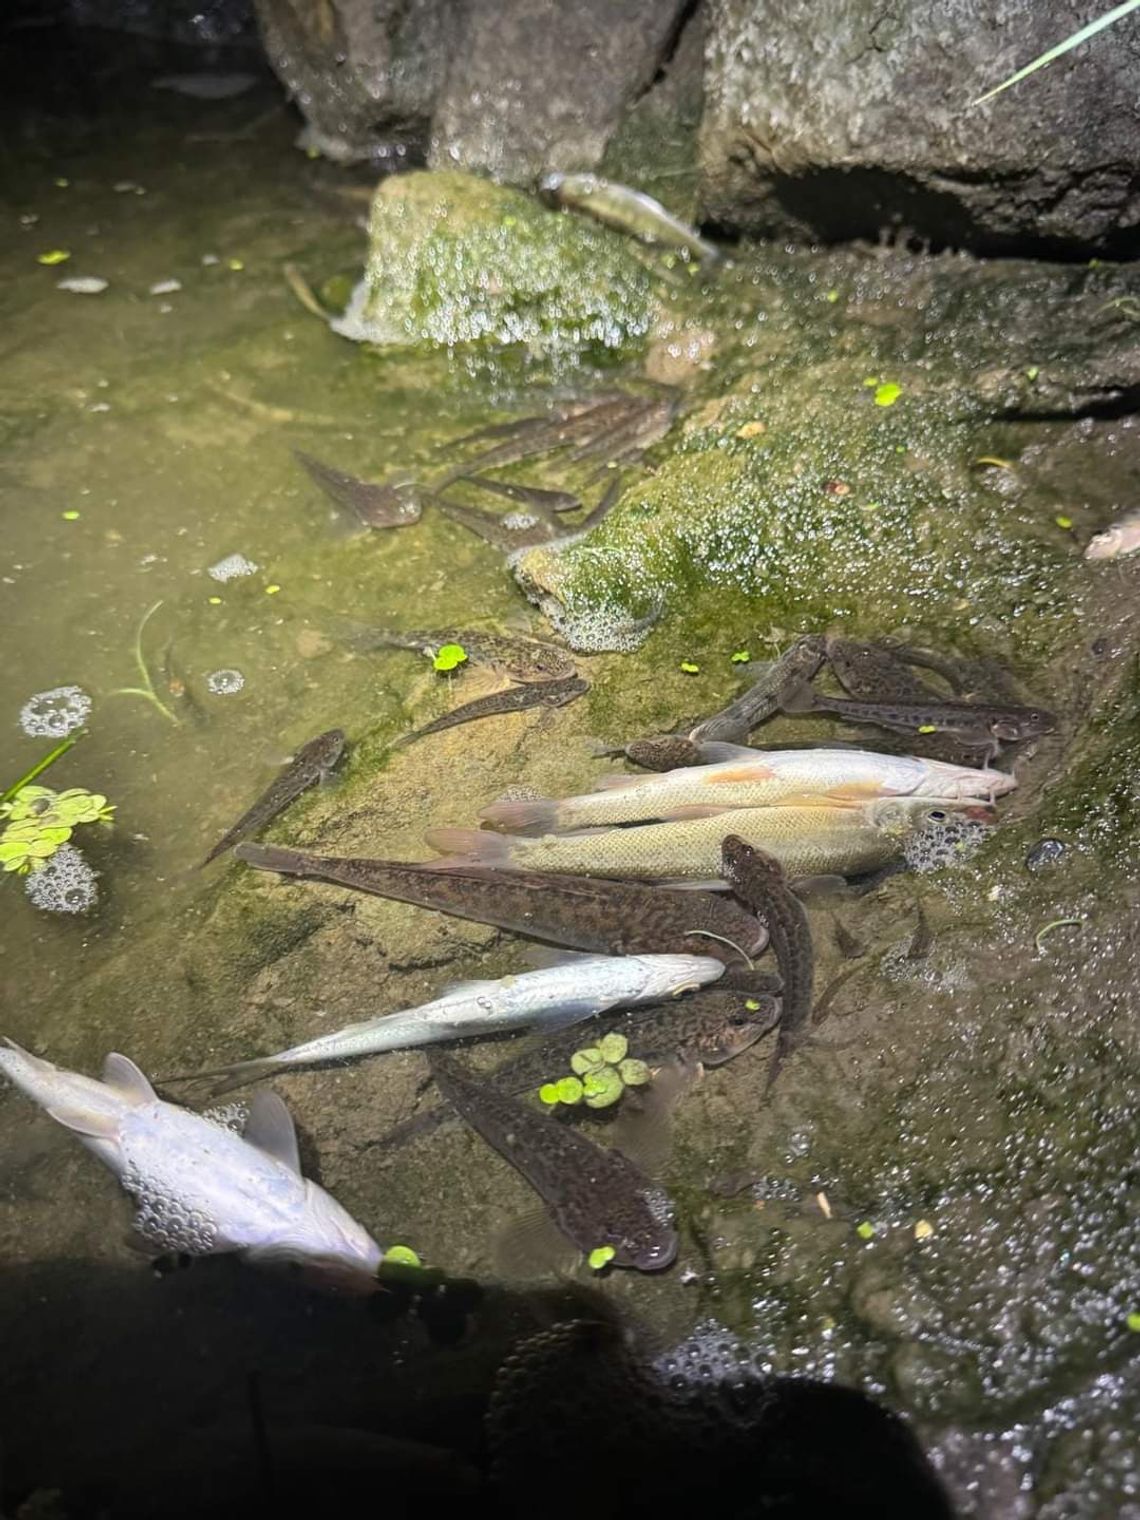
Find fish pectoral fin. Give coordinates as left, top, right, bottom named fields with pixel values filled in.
left=609, top=1055, right=699, bottom=1175
left=45, top=1104, right=119, bottom=1140
left=658, top=878, right=732, bottom=891
left=244, top=1088, right=302, bottom=1173
left=788, top=874, right=851, bottom=899
left=102, top=1052, right=158, bottom=1105
left=492, top=1207, right=579, bottom=1281
left=777, top=679, right=818, bottom=714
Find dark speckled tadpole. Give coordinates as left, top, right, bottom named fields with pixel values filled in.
left=233, top=843, right=769, bottom=963
left=427, top=1049, right=678, bottom=1272
left=721, top=836, right=814, bottom=1089
left=201, top=728, right=345, bottom=867
left=393, top=675, right=588, bottom=747
left=292, top=450, right=422, bottom=530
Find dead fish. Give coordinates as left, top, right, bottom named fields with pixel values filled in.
left=720, top=837, right=815, bottom=1088
left=825, top=638, right=950, bottom=703
left=427, top=1049, right=679, bottom=1272
left=462, top=476, right=582, bottom=515
left=689, top=636, right=828, bottom=744
left=201, top=728, right=345, bottom=866
left=825, top=640, right=998, bottom=765
left=434, top=397, right=642, bottom=485
left=293, top=450, right=422, bottom=530
left=480, top=745, right=1014, bottom=833
left=568, top=394, right=680, bottom=466
left=338, top=624, right=576, bottom=682
left=426, top=798, right=958, bottom=884
left=0, top=1042, right=382, bottom=1292
left=370, top=985, right=782, bottom=1157
left=1085, top=508, right=1140, bottom=560
left=538, top=172, right=722, bottom=266
left=595, top=735, right=707, bottom=772
left=433, top=495, right=564, bottom=553
left=393, top=675, right=588, bottom=747
left=234, top=844, right=768, bottom=964
left=780, top=684, right=1056, bottom=746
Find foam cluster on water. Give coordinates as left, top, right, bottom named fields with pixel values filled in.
left=904, top=812, right=991, bottom=873
left=18, top=684, right=92, bottom=738
left=207, top=553, right=258, bottom=583
left=206, top=668, right=245, bottom=695
left=24, top=843, right=99, bottom=913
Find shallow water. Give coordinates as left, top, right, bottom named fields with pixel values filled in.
left=2, top=24, right=1140, bottom=1519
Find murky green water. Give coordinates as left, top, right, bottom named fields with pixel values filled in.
left=2, top=28, right=1139, bottom=1518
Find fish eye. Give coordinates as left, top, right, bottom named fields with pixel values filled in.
left=928, top=808, right=948, bottom=822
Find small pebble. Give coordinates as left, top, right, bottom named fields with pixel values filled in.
left=1026, top=838, right=1066, bottom=872
left=149, top=279, right=182, bottom=295
left=57, top=277, right=108, bottom=295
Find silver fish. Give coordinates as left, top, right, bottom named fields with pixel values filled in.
left=0, top=1041, right=383, bottom=1293
left=538, top=173, right=721, bottom=265
left=178, top=954, right=725, bottom=1088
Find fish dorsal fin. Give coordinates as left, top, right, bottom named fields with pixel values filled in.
left=695, top=742, right=763, bottom=763
left=102, top=1053, right=157, bottom=1104
left=593, top=772, right=654, bottom=792
left=778, top=679, right=818, bottom=714
left=439, top=977, right=504, bottom=997
left=520, top=947, right=599, bottom=970
left=244, top=1089, right=301, bottom=1173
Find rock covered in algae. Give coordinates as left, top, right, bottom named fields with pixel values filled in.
left=512, top=355, right=1078, bottom=653
left=332, top=170, right=656, bottom=354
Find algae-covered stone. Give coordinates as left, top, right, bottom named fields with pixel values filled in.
left=512, top=273, right=1090, bottom=654
left=332, top=170, right=656, bottom=355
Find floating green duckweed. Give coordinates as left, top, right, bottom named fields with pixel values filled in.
left=618, top=1058, right=650, bottom=1087
left=597, top=1032, right=628, bottom=1065
left=1127, top=1312, right=1140, bottom=1332
left=0, top=785, right=115, bottom=874
left=680, top=661, right=700, bottom=674
left=873, top=382, right=902, bottom=407
left=588, top=1245, right=616, bottom=1270
left=730, top=649, right=750, bottom=662
left=570, top=1046, right=604, bottom=1077
left=433, top=642, right=468, bottom=672
left=383, top=1244, right=422, bottom=1267
left=555, top=1075, right=584, bottom=1105
left=583, top=1067, right=624, bottom=1109
left=856, top=1221, right=876, bottom=1241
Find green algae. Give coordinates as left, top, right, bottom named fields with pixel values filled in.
left=332, top=170, right=658, bottom=357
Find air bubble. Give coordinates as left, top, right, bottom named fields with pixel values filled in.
left=19, top=684, right=91, bottom=738
left=24, top=844, right=99, bottom=914
left=207, top=553, right=259, bottom=582
left=206, top=669, right=245, bottom=695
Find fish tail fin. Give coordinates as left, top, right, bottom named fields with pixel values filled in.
left=161, top=1056, right=285, bottom=1095
left=233, top=842, right=308, bottom=875
left=478, top=795, right=558, bottom=832
left=421, top=827, right=519, bottom=870
left=777, top=679, right=818, bottom=715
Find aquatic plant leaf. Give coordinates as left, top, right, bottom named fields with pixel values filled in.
left=618, top=1059, right=650, bottom=1087
left=433, top=643, right=468, bottom=672
left=970, top=0, right=1140, bottom=105
left=873, top=382, right=901, bottom=407
left=570, top=1047, right=604, bottom=1076
left=588, top=1244, right=616, bottom=1270
left=597, top=1032, right=628, bottom=1065
left=555, top=1075, right=584, bottom=1105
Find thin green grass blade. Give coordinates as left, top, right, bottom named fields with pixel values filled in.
left=970, top=0, right=1140, bottom=106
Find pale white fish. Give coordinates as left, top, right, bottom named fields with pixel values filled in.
left=184, top=953, right=725, bottom=1088
left=480, top=745, right=1014, bottom=833
left=0, top=1041, right=382, bottom=1293
left=1085, top=509, right=1140, bottom=561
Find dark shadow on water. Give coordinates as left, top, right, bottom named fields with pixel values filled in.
left=0, top=1257, right=953, bottom=1518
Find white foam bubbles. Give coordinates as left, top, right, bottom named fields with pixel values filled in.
left=19, top=684, right=92, bottom=738
left=24, top=844, right=99, bottom=914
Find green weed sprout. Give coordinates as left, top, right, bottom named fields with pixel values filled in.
left=0, top=785, right=115, bottom=874
left=107, top=601, right=181, bottom=725
left=1, top=732, right=83, bottom=806
left=539, top=1031, right=650, bottom=1111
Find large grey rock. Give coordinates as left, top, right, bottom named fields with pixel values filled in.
left=699, top=0, right=1140, bottom=254
left=253, top=0, right=455, bottom=163
left=428, top=0, right=693, bottom=180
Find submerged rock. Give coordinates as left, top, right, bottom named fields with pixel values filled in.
left=699, top=0, right=1140, bottom=255
left=332, top=170, right=656, bottom=355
